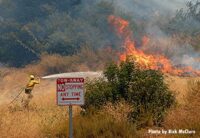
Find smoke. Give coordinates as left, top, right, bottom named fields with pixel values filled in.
left=0, top=0, right=199, bottom=70
left=107, top=0, right=200, bottom=70
left=55, top=0, right=200, bottom=69
left=111, top=0, right=188, bottom=20
left=143, top=21, right=200, bottom=70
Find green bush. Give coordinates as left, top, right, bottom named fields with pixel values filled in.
left=83, top=60, right=175, bottom=127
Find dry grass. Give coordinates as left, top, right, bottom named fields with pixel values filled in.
left=72, top=112, right=137, bottom=138
left=163, top=79, right=200, bottom=138
left=0, top=66, right=68, bottom=138
left=0, top=92, right=137, bottom=138
left=0, top=79, right=66, bottom=138
left=23, top=47, right=116, bottom=76
left=164, top=75, right=191, bottom=104
left=0, top=63, right=136, bottom=138
left=102, top=101, right=133, bottom=122
left=0, top=57, right=200, bottom=138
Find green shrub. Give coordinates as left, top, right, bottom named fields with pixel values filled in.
left=83, top=60, right=175, bottom=128
left=84, top=79, right=114, bottom=109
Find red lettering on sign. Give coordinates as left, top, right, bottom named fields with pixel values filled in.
left=65, top=84, right=83, bottom=89
left=57, top=77, right=84, bottom=105
left=57, top=84, right=65, bottom=91
left=62, top=97, right=80, bottom=100
left=61, top=93, right=68, bottom=96
left=72, top=92, right=80, bottom=96
left=57, top=78, right=84, bottom=83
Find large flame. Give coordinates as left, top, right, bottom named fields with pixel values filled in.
left=108, top=15, right=200, bottom=76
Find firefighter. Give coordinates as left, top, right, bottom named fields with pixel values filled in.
left=22, top=75, right=40, bottom=108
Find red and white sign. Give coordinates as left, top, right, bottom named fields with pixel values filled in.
left=57, top=78, right=84, bottom=106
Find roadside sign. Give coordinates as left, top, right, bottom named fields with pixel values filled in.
left=57, top=77, right=85, bottom=138
left=57, top=78, right=84, bottom=106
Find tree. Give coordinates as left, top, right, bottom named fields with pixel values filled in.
left=166, top=0, right=200, bottom=35
left=83, top=60, right=175, bottom=127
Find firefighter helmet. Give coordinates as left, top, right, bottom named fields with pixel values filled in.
left=30, top=75, right=35, bottom=79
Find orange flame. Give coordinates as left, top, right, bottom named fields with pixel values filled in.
left=142, top=36, right=150, bottom=47
left=108, top=15, right=200, bottom=76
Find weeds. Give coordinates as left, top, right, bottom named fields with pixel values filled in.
left=164, top=80, right=200, bottom=137
left=73, top=112, right=138, bottom=138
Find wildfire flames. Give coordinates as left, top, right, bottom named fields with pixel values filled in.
left=108, top=15, right=200, bottom=76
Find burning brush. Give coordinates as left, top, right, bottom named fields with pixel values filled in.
left=108, top=15, right=200, bottom=76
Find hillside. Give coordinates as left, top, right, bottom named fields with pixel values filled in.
left=0, top=0, right=200, bottom=67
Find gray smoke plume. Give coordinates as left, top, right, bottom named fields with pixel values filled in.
left=148, top=38, right=200, bottom=70
left=143, top=20, right=200, bottom=70
left=107, top=0, right=200, bottom=70
left=111, top=0, right=188, bottom=20
left=0, top=0, right=199, bottom=70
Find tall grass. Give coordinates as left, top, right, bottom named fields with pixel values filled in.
left=0, top=97, right=138, bottom=138
left=0, top=48, right=199, bottom=138
left=0, top=74, right=138, bottom=138
left=164, top=80, right=200, bottom=138
left=40, top=101, right=138, bottom=138
left=24, top=47, right=116, bottom=76
left=73, top=113, right=137, bottom=138
left=0, top=77, right=199, bottom=138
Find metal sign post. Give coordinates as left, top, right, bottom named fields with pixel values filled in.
left=57, top=78, right=84, bottom=138
left=69, top=105, right=73, bottom=138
